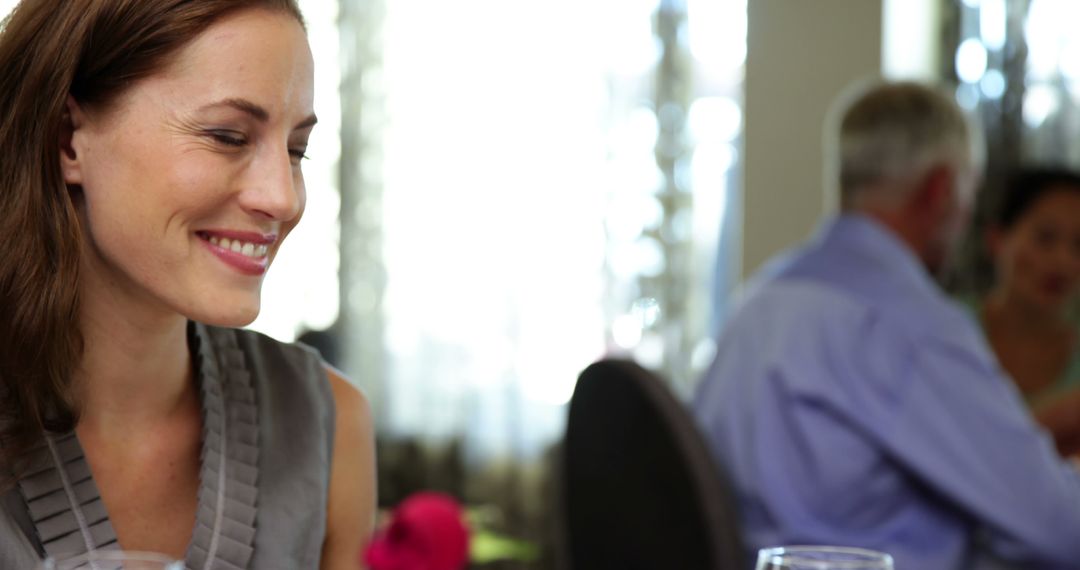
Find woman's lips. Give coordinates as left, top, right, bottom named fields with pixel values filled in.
left=1041, top=274, right=1070, bottom=298
left=196, top=231, right=276, bottom=276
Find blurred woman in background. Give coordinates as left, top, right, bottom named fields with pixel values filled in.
left=974, top=168, right=1080, bottom=454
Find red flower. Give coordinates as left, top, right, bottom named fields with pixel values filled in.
left=364, top=492, right=470, bottom=570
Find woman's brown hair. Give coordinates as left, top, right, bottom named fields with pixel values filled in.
left=0, top=0, right=302, bottom=480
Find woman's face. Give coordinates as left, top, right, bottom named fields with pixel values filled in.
left=63, top=8, right=315, bottom=327
left=993, top=187, right=1080, bottom=313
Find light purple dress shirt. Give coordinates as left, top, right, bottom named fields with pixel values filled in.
left=693, top=214, right=1080, bottom=569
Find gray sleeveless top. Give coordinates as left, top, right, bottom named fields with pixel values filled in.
left=0, top=322, right=336, bottom=569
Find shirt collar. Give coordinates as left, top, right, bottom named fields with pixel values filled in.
left=815, top=213, right=942, bottom=297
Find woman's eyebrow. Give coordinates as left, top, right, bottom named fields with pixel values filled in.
left=295, top=113, right=318, bottom=130
left=200, top=97, right=270, bottom=122
left=197, top=97, right=317, bottom=129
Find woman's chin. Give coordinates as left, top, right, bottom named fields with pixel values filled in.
left=1022, top=290, right=1071, bottom=316
left=185, top=297, right=261, bottom=328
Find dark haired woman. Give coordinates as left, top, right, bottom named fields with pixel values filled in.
left=0, top=1, right=374, bottom=567
left=972, top=168, right=1080, bottom=454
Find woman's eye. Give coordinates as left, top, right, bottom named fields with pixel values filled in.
left=1035, top=227, right=1059, bottom=248
left=288, top=148, right=309, bottom=163
left=209, top=131, right=247, bottom=147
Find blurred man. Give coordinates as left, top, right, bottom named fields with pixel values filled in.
left=693, top=81, right=1080, bottom=569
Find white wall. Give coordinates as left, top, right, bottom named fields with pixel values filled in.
left=740, top=0, right=883, bottom=277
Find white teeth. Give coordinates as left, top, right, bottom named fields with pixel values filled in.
left=206, top=235, right=270, bottom=259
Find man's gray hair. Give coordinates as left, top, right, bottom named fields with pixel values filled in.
left=826, top=80, right=983, bottom=210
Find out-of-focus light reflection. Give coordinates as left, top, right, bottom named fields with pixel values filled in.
left=1059, top=38, right=1080, bottom=82
left=979, top=69, right=1006, bottom=99
left=634, top=332, right=665, bottom=369
left=632, top=297, right=662, bottom=327
left=602, top=0, right=663, bottom=75
left=688, top=0, right=747, bottom=69
left=612, top=314, right=644, bottom=348
left=956, top=39, right=989, bottom=83
left=348, top=283, right=379, bottom=315
left=609, top=107, right=664, bottom=197
left=635, top=237, right=667, bottom=277
left=610, top=156, right=665, bottom=198
left=616, top=106, right=661, bottom=152
left=693, top=142, right=737, bottom=178
left=956, top=83, right=981, bottom=110
left=688, top=97, right=742, bottom=144
left=606, top=195, right=664, bottom=242
left=1023, top=85, right=1060, bottom=128
left=979, top=0, right=1007, bottom=51
left=1024, top=0, right=1080, bottom=81
left=518, top=333, right=598, bottom=405
left=611, top=237, right=666, bottom=278
left=1025, top=3, right=1056, bottom=79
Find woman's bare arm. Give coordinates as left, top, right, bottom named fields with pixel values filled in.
left=321, top=366, right=377, bottom=569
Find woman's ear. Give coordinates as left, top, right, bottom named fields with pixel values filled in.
left=59, top=95, right=87, bottom=185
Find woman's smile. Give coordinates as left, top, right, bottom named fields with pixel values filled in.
left=196, top=230, right=277, bottom=276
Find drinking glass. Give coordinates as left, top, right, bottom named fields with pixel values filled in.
left=756, top=546, right=894, bottom=570
left=38, top=551, right=184, bottom=570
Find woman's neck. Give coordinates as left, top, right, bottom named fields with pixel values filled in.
left=74, top=276, right=196, bottom=436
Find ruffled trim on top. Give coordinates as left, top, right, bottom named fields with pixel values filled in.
left=186, top=323, right=260, bottom=570
left=17, top=432, right=120, bottom=558
left=15, top=322, right=260, bottom=570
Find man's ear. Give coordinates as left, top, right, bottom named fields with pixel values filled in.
left=910, top=163, right=955, bottom=219
left=59, top=95, right=87, bottom=186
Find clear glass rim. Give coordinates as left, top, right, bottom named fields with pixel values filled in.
left=758, top=545, right=894, bottom=569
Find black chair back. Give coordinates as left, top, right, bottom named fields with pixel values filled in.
left=560, top=359, right=744, bottom=570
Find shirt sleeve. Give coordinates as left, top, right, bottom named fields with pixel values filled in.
left=876, top=335, right=1080, bottom=566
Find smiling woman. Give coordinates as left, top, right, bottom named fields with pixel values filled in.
left=0, top=1, right=373, bottom=569
left=64, top=10, right=315, bottom=326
